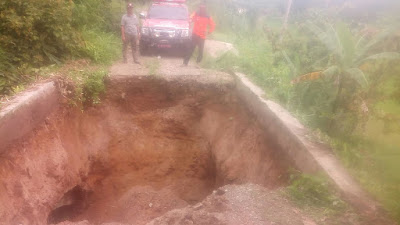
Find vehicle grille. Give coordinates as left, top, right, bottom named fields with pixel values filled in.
left=152, top=28, right=176, bottom=38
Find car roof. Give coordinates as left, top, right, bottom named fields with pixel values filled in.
left=151, top=2, right=187, bottom=8
left=153, top=0, right=186, bottom=3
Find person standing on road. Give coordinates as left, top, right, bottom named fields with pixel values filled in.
left=183, top=3, right=215, bottom=66
left=121, top=2, right=141, bottom=64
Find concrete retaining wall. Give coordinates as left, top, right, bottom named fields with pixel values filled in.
left=233, top=72, right=385, bottom=219
left=0, top=82, right=60, bottom=153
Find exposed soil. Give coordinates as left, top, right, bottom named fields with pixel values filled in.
left=0, top=40, right=396, bottom=225
left=0, top=74, right=291, bottom=225
left=54, top=184, right=318, bottom=225
left=147, top=184, right=317, bottom=225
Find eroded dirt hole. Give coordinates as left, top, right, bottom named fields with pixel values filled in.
left=47, top=93, right=220, bottom=224
left=47, top=186, right=91, bottom=224
left=48, top=138, right=217, bottom=225
left=2, top=77, right=289, bottom=225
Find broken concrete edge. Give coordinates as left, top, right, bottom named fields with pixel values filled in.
left=205, top=40, right=239, bottom=58
left=232, top=72, right=388, bottom=218
left=0, top=74, right=232, bottom=155
left=0, top=72, right=390, bottom=222
left=0, top=81, right=60, bottom=153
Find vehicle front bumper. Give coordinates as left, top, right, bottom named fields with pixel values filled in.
left=140, top=28, right=191, bottom=48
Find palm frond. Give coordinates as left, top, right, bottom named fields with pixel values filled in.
left=361, top=52, right=400, bottom=62
left=306, top=21, right=340, bottom=56
left=330, top=23, right=344, bottom=59
left=345, top=68, right=368, bottom=88
left=336, top=23, right=355, bottom=67
left=356, top=28, right=395, bottom=61
left=322, top=65, right=340, bottom=80
left=282, top=50, right=297, bottom=76
left=354, top=32, right=368, bottom=52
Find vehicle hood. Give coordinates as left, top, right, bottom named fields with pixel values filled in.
left=142, top=19, right=189, bottom=29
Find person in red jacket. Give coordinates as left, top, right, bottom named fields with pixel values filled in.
left=183, top=3, right=215, bottom=66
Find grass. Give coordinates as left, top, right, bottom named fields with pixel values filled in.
left=201, top=35, right=292, bottom=104
left=285, top=173, right=362, bottom=224
left=0, top=27, right=119, bottom=107
left=332, top=74, right=400, bottom=221
left=203, top=29, right=400, bottom=222
left=67, top=67, right=108, bottom=106
left=286, top=171, right=353, bottom=223
left=287, top=172, right=346, bottom=210
left=81, top=29, right=121, bottom=65
left=0, top=60, right=110, bottom=110
left=331, top=135, right=400, bottom=221
left=0, top=0, right=123, bottom=99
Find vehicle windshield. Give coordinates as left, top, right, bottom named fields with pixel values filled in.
left=148, top=5, right=188, bottom=20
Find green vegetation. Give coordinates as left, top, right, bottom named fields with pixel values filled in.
left=81, top=29, right=121, bottom=65
left=288, top=172, right=346, bottom=214
left=1, top=0, right=400, bottom=221
left=286, top=171, right=361, bottom=224
left=0, top=0, right=121, bottom=97
left=70, top=68, right=108, bottom=106
left=203, top=0, right=400, bottom=221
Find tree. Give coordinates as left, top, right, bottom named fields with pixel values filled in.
left=290, top=22, right=400, bottom=134
left=294, top=23, right=399, bottom=100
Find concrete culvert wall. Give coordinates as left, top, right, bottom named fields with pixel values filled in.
left=0, top=75, right=291, bottom=225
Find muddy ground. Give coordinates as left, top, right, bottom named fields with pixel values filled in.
left=57, top=184, right=318, bottom=225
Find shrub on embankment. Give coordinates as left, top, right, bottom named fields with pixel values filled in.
left=203, top=0, right=400, bottom=221
left=0, top=0, right=121, bottom=95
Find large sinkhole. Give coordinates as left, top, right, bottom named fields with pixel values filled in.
left=1, top=75, right=291, bottom=225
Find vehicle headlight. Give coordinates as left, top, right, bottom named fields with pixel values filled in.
left=181, top=29, right=189, bottom=37
left=141, top=27, right=149, bottom=36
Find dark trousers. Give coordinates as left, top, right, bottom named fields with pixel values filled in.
left=122, top=34, right=138, bottom=62
left=183, top=34, right=205, bottom=65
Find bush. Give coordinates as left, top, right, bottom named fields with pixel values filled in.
left=80, top=29, right=121, bottom=65
left=81, top=69, right=107, bottom=105
left=0, top=0, right=81, bottom=67
left=72, top=0, right=114, bottom=31
left=0, top=47, right=17, bottom=94
left=67, top=68, right=108, bottom=106
left=0, top=0, right=120, bottom=95
left=205, top=0, right=400, bottom=221
left=0, top=0, right=80, bottom=94
left=288, top=172, right=346, bottom=211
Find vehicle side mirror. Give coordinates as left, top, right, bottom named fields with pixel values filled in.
left=139, top=12, right=147, bottom=19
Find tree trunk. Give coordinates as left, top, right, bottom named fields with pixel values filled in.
left=333, top=75, right=344, bottom=113
left=328, top=74, right=344, bottom=135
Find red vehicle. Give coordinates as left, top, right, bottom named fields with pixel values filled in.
left=139, top=0, right=190, bottom=55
